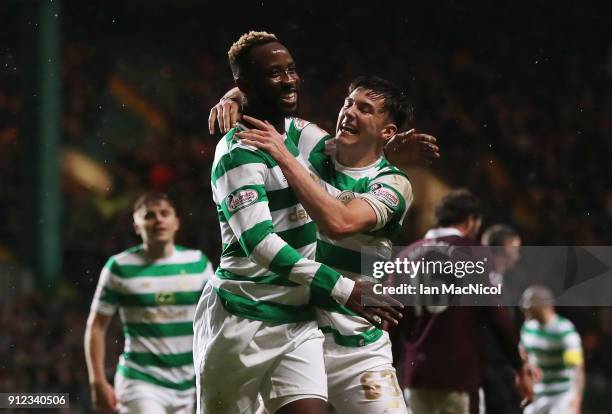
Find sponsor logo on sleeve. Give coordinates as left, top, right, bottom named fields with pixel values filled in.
left=226, top=189, right=259, bottom=213
left=369, top=183, right=399, bottom=208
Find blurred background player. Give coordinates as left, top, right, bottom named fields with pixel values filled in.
left=84, top=192, right=213, bottom=413
left=235, top=76, right=418, bottom=413
left=193, top=31, right=402, bottom=414
left=480, top=224, right=525, bottom=414
left=521, top=286, right=585, bottom=414
left=391, top=190, right=533, bottom=414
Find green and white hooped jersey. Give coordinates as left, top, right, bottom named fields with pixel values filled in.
left=209, top=118, right=354, bottom=325
left=292, top=120, right=413, bottom=347
left=521, top=315, right=583, bottom=397
left=91, top=245, right=213, bottom=391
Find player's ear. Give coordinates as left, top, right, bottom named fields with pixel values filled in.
left=133, top=221, right=141, bottom=237
left=381, top=123, right=398, bottom=143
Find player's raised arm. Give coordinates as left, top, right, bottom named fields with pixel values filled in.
left=237, top=115, right=411, bottom=239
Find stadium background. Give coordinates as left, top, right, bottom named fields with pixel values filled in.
left=1, top=0, right=611, bottom=412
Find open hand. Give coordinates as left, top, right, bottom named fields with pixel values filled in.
left=235, top=115, right=290, bottom=162
left=208, top=98, right=242, bottom=135
left=384, top=129, right=440, bottom=166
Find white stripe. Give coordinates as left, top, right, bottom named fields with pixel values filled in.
left=317, top=309, right=372, bottom=335
left=113, top=248, right=202, bottom=266
left=318, top=232, right=393, bottom=260
left=227, top=201, right=271, bottom=240
left=110, top=274, right=206, bottom=295
left=215, top=163, right=270, bottom=200
left=265, top=165, right=291, bottom=191
left=124, top=334, right=194, bottom=355
left=271, top=205, right=312, bottom=232
left=287, top=258, right=318, bottom=286
left=250, top=233, right=287, bottom=269
left=119, top=305, right=197, bottom=324
left=210, top=276, right=310, bottom=306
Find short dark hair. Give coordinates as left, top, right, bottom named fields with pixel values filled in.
left=481, top=224, right=519, bottom=246
left=133, top=192, right=175, bottom=213
left=348, top=76, right=413, bottom=130
left=228, top=31, right=279, bottom=80
left=435, top=189, right=482, bottom=227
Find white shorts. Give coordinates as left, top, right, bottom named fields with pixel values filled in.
left=324, top=331, right=408, bottom=414
left=193, top=284, right=327, bottom=414
left=114, top=372, right=195, bottom=414
left=524, top=391, right=576, bottom=414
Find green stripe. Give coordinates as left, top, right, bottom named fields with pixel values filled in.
left=221, top=221, right=315, bottom=259
left=239, top=220, right=273, bottom=255
left=268, top=244, right=303, bottom=280
left=286, top=119, right=301, bottom=147
left=100, top=287, right=119, bottom=304
left=219, top=184, right=268, bottom=219
left=535, top=389, right=569, bottom=397
left=217, top=208, right=228, bottom=223
left=311, top=294, right=358, bottom=316
left=214, top=287, right=315, bottom=323
left=316, top=240, right=365, bottom=275
left=524, top=346, right=564, bottom=356
left=278, top=222, right=317, bottom=249
left=540, top=376, right=571, bottom=384
left=110, top=260, right=207, bottom=278
left=311, top=264, right=341, bottom=298
left=119, top=291, right=202, bottom=307
left=320, top=326, right=383, bottom=347
left=216, top=268, right=299, bottom=287
left=523, top=327, right=575, bottom=339
left=124, top=322, right=193, bottom=338
left=268, top=187, right=299, bottom=212
left=123, top=351, right=193, bottom=368
left=117, top=364, right=195, bottom=391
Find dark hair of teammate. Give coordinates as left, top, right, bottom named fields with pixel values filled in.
left=348, top=76, right=413, bottom=130
left=435, top=189, right=482, bottom=227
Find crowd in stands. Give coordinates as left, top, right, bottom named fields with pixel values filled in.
left=1, top=1, right=610, bottom=412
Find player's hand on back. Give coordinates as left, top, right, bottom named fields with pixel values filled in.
left=91, top=380, right=118, bottom=413
left=208, top=88, right=243, bottom=134
left=345, top=281, right=403, bottom=327
left=384, top=129, right=440, bottom=166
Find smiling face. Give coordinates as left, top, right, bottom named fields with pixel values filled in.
left=244, top=41, right=300, bottom=116
left=133, top=199, right=180, bottom=247
left=335, top=87, right=397, bottom=150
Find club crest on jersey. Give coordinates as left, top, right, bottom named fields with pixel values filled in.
left=336, top=190, right=356, bottom=204
left=369, top=183, right=399, bottom=208
left=227, top=189, right=259, bottom=213
left=155, top=291, right=175, bottom=305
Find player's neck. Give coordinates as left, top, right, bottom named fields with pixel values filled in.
left=143, top=241, right=174, bottom=261
left=540, top=309, right=556, bottom=325
left=243, top=105, right=285, bottom=134
left=335, top=142, right=381, bottom=168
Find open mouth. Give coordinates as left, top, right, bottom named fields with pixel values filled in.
left=280, top=91, right=297, bottom=104
left=339, top=124, right=358, bottom=134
